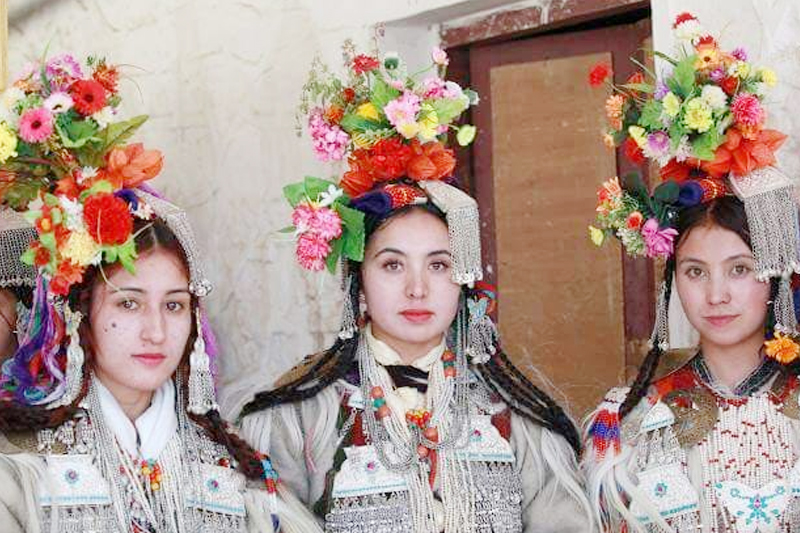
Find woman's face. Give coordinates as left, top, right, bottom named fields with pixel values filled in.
left=90, top=247, right=192, bottom=401
left=361, top=208, right=461, bottom=361
left=675, top=223, right=770, bottom=352
left=0, top=288, right=17, bottom=357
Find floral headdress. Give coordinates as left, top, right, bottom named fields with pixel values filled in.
left=285, top=42, right=481, bottom=285
left=588, top=14, right=800, bottom=352
left=0, top=53, right=217, bottom=412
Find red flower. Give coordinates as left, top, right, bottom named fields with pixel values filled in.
left=352, top=55, right=380, bottom=75
left=626, top=72, right=645, bottom=85
left=673, top=12, right=697, bottom=28
left=92, top=62, right=119, bottom=94
left=696, top=35, right=716, bottom=47
left=588, top=63, right=612, bottom=87
left=370, top=138, right=412, bottom=181
left=341, top=149, right=375, bottom=197
left=324, top=105, right=345, bottom=125
left=342, top=87, right=356, bottom=103
left=623, top=137, right=645, bottom=165
left=50, top=261, right=84, bottom=296
left=83, top=193, right=133, bottom=245
left=406, top=140, right=456, bottom=181
left=70, top=79, right=107, bottom=115
left=32, top=244, right=50, bottom=267
left=720, top=76, right=739, bottom=96
left=385, top=184, right=426, bottom=209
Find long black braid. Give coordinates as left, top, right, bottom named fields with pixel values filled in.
left=618, top=196, right=792, bottom=419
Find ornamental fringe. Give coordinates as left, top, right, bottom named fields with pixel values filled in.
left=46, top=307, right=85, bottom=410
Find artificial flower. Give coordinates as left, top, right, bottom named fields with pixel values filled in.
left=92, top=60, right=120, bottom=93
left=421, top=77, right=447, bottom=99
left=694, top=36, right=721, bottom=71
left=700, top=85, right=727, bottom=110
left=43, top=92, right=74, bottom=114
left=623, top=136, right=645, bottom=164
left=661, top=92, right=681, bottom=118
left=396, top=122, right=420, bottom=140
left=352, top=55, right=380, bottom=75
left=626, top=211, right=644, bottom=230
left=406, top=140, right=455, bottom=181
left=731, top=93, right=764, bottom=127
left=61, top=229, right=101, bottom=266
left=69, top=79, right=107, bottom=116
left=417, top=104, right=440, bottom=142
left=295, top=232, right=330, bottom=271
left=641, top=218, right=678, bottom=258
left=604, top=94, right=625, bottom=130
left=759, top=68, right=778, bottom=88
left=308, top=109, right=350, bottom=162
left=653, top=80, right=669, bottom=100
left=643, top=131, right=670, bottom=164
left=731, top=47, right=748, bottom=61
left=588, top=225, right=605, bottom=246
left=431, top=47, right=449, bottom=67
left=102, top=143, right=164, bottom=188
left=0, top=123, right=18, bottom=163
left=45, top=54, right=83, bottom=91
left=291, top=203, right=315, bottom=233
left=309, top=207, right=343, bottom=240
left=764, top=332, right=800, bottom=364
left=683, top=98, right=713, bottom=133
left=356, top=102, right=380, bottom=121
left=728, top=60, right=750, bottom=79
left=602, top=132, right=615, bottom=149
left=92, top=106, right=116, bottom=129
left=384, top=91, right=421, bottom=128
left=83, top=192, right=133, bottom=245
left=18, top=107, right=54, bottom=143
left=673, top=13, right=704, bottom=43
left=369, top=137, right=412, bottom=181
left=720, top=76, right=739, bottom=96
left=589, top=63, right=612, bottom=87
left=58, top=196, right=85, bottom=231
left=50, top=261, right=84, bottom=296
left=628, top=125, right=647, bottom=148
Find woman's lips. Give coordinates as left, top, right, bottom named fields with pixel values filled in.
left=133, top=353, right=167, bottom=366
left=400, top=309, right=434, bottom=323
left=704, top=315, right=738, bottom=327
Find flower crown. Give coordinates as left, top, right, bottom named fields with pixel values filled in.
left=0, top=53, right=164, bottom=295
left=588, top=13, right=787, bottom=260
left=286, top=43, right=479, bottom=273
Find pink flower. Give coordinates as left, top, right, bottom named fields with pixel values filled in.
left=296, top=232, right=331, bottom=271
left=431, top=47, right=449, bottom=66
left=641, top=218, right=678, bottom=258
left=731, top=93, right=764, bottom=127
left=291, top=203, right=316, bottom=232
left=421, top=77, right=446, bottom=99
left=308, top=108, right=350, bottom=162
left=45, top=54, right=83, bottom=91
left=309, top=206, right=342, bottom=240
left=383, top=91, right=420, bottom=128
left=18, top=107, right=54, bottom=143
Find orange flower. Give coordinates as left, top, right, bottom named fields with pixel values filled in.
left=50, top=261, right=84, bottom=296
left=764, top=333, right=800, bottom=364
left=605, top=95, right=625, bottom=131
left=694, top=36, right=721, bottom=71
left=101, top=143, right=164, bottom=188
left=325, top=105, right=345, bottom=125
left=406, top=140, right=455, bottom=181
left=626, top=211, right=644, bottom=230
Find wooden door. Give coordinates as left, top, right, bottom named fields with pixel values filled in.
left=469, top=18, right=653, bottom=418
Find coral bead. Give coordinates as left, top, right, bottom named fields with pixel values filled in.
left=371, top=386, right=384, bottom=399
left=444, top=366, right=457, bottom=378
left=417, top=445, right=430, bottom=458
left=441, top=350, right=456, bottom=362
left=423, top=427, right=439, bottom=442
left=376, top=405, right=391, bottom=420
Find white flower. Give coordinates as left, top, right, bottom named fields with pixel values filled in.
left=674, top=19, right=704, bottom=44
left=58, top=196, right=85, bottom=231
left=700, top=85, right=727, bottom=110
left=0, top=87, right=25, bottom=125
left=91, top=106, right=116, bottom=129
left=318, top=184, right=344, bottom=207
left=674, top=136, right=692, bottom=162
left=133, top=201, right=155, bottom=220
left=44, top=92, right=74, bottom=114
left=78, top=166, right=98, bottom=185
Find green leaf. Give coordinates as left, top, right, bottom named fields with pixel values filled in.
left=79, top=179, right=114, bottom=201
left=39, top=232, right=57, bottom=252
left=431, top=97, right=468, bottom=124
left=277, top=225, right=296, bottom=234
left=370, top=75, right=401, bottom=112
left=55, top=117, right=99, bottom=148
left=653, top=181, right=680, bottom=204
left=50, top=207, right=63, bottom=225
left=303, top=176, right=336, bottom=202
left=81, top=115, right=148, bottom=167
left=671, top=55, right=697, bottom=98
left=464, top=89, right=480, bottom=106
left=652, top=50, right=679, bottom=66
left=638, top=100, right=664, bottom=130
left=339, top=113, right=386, bottom=133
left=116, top=239, right=138, bottom=273
left=20, top=247, right=35, bottom=266
left=283, top=182, right=306, bottom=207
left=668, top=120, right=688, bottom=150
left=691, top=129, right=722, bottom=161
left=335, top=204, right=365, bottom=262
left=325, top=236, right=345, bottom=273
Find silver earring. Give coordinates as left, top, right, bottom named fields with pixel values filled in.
left=187, top=308, right=218, bottom=415
left=338, top=273, right=358, bottom=340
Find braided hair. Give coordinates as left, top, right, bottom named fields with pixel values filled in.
left=240, top=202, right=582, bottom=455
left=0, top=220, right=266, bottom=481
left=618, top=195, right=784, bottom=419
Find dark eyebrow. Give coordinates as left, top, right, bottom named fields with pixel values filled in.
left=111, top=287, right=191, bottom=295
left=373, top=248, right=452, bottom=258
left=428, top=250, right=451, bottom=257
left=678, top=253, right=754, bottom=266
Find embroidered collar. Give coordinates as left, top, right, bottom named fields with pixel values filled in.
left=691, top=354, right=779, bottom=398
left=364, top=323, right=445, bottom=372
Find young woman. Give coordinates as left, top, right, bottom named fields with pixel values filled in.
left=583, top=14, right=800, bottom=532
left=0, top=208, right=36, bottom=358
left=238, top=47, right=592, bottom=532
left=0, top=52, right=319, bottom=533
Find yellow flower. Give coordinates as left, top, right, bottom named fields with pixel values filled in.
left=683, top=97, right=713, bottom=133
left=759, top=68, right=777, bottom=88
left=764, top=332, right=800, bottom=364
left=628, top=126, right=647, bottom=148
left=0, top=123, right=18, bottom=163
left=728, top=60, right=750, bottom=79
left=61, top=229, right=101, bottom=266
left=356, top=102, right=380, bottom=121
left=396, top=121, right=420, bottom=139
left=588, top=226, right=605, bottom=246
left=417, top=104, right=440, bottom=142
left=662, top=92, right=681, bottom=118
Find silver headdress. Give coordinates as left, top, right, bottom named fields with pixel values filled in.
left=0, top=207, right=37, bottom=289
left=419, top=180, right=483, bottom=286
